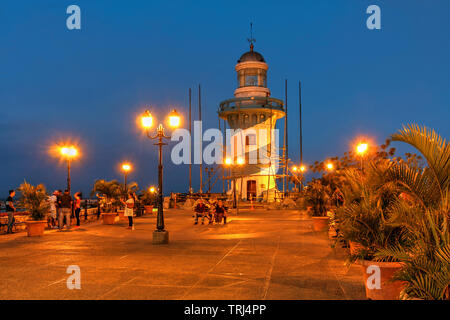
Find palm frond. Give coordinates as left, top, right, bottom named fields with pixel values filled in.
left=391, top=124, right=450, bottom=199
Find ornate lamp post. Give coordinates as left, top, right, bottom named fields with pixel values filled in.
left=139, top=109, right=181, bottom=244
left=292, top=165, right=306, bottom=191
left=225, top=157, right=244, bottom=212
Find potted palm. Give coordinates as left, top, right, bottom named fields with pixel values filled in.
left=334, top=160, right=411, bottom=300
left=18, top=181, right=50, bottom=237
left=374, top=125, right=450, bottom=300
left=304, top=179, right=331, bottom=231
left=92, top=179, right=123, bottom=225
left=141, top=188, right=156, bottom=214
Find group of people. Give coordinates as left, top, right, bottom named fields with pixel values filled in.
left=4, top=189, right=228, bottom=234
left=3, top=188, right=83, bottom=233
left=193, top=199, right=228, bottom=225
left=48, top=189, right=83, bottom=230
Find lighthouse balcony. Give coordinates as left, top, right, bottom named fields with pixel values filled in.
left=218, top=96, right=284, bottom=114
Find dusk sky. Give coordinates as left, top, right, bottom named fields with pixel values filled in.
left=1, top=0, right=449, bottom=196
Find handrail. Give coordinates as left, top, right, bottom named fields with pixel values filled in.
left=219, top=97, right=284, bottom=113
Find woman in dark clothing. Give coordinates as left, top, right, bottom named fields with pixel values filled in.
left=74, top=192, right=82, bottom=227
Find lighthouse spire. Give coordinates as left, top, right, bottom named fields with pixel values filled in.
left=247, top=22, right=255, bottom=51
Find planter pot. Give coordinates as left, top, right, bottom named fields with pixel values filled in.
left=312, top=216, right=330, bottom=232
left=328, top=225, right=337, bottom=239
left=361, top=260, right=404, bottom=300
left=117, top=210, right=126, bottom=221
left=144, top=205, right=153, bottom=214
left=349, top=241, right=365, bottom=255
left=26, top=220, right=47, bottom=237
left=102, top=213, right=117, bottom=225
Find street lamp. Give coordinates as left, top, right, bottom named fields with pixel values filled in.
left=225, top=157, right=244, bottom=211
left=121, top=162, right=132, bottom=193
left=139, top=108, right=181, bottom=244
left=326, top=162, right=334, bottom=171
left=292, top=164, right=307, bottom=191
left=59, top=145, right=78, bottom=194
left=356, top=142, right=368, bottom=171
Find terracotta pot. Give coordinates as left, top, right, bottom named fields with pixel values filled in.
left=349, top=241, right=365, bottom=255
left=361, top=260, right=404, bottom=300
left=144, top=205, right=153, bottom=214
left=312, top=216, right=330, bottom=232
left=102, top=213, right=116, bottom=225
left=328, top=225, right=337, bottom=239
left=117, top=210, right=126, bottom=221
left=26, top=220, right=47, bottom=237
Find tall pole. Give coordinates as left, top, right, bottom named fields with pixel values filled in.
left=220, top=119, right=225, bottom=194
left=67, top=159, right=71, bottom=194
left=284, top=79, right=288, bottom=194
left=299, top=81, right=303, bottom=191
left=199, top=84, right=203, bottom=194
left=124, top=172, right=128, bottom=194
left=233, top=168, right=237, bottom=208
left=156, top=134, right=165, bottom=231
left=189, top=88, right=192, bottom=194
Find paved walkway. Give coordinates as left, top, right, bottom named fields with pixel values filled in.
left=0, top=209, right=365, bottom=300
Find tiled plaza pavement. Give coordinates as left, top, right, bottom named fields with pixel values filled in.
left=0, top=209, right=366, bottom=300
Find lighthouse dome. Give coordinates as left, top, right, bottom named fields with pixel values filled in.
left=238, top=50, right=265, bottom=63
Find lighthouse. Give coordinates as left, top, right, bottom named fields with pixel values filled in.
left=218, top=40, right=285, bottom=201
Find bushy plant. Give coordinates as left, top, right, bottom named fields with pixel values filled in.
left=334, top=163, right=409, bottom=263
left=91, top=179, right=135, bottom=212
left=141, top=189, right=156, bottom=206
left=17, top=181, right=50, bottom=221
left=374, top=124, right=450, bottom=300
left=304, top=179, right=330, bottom=217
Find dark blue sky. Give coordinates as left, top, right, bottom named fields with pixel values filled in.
left=1, top=0, right=449, bottom=196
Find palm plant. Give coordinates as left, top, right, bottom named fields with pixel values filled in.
left=17, top=181, right=50, bottom=221
left=375, top=124, right=450, bottom=300
left=334, top=162, right=409, bottom=263
left=304, top=179, right=330, bottom=216
left=141, top=189, right=156, bottom=206
left=91, top=179, right=123, bottom=212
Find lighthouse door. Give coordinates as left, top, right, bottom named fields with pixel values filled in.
left=247, top=180, right=256, bottom=200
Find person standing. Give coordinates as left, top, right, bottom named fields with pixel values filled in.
left=48, top=190, right=59, bottom=229
left=74, top=192, right=82, bottom=227
left=121, top=192, right=135, bottom=230
left=5, top=190, right=16, bottom=234
left=59, top=190, right=73, bottom=230
left=56, top=189, right=63, bottom=225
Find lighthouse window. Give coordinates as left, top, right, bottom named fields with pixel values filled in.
left=244, top=68, right=258, bottom=87
left=258, top=69, right=267, bottom=87
left=246, top=75, right=258, bottom=86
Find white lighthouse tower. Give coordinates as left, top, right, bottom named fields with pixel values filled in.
left=218, top=40, right=285, bottom=201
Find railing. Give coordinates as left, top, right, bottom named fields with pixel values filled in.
left=219, top=97, right=284, bottom=113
